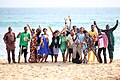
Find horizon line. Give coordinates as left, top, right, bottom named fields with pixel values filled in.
left=0, top=7, right=120, bottom=8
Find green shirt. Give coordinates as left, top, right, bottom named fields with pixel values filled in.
left=19, top=32, right=30, bottom=46
left=59, top=35, right=68, bottom=44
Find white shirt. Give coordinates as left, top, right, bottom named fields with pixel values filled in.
left=98, top=35, right=104, bottom=48
left=68, top=34, right=74, bottom=47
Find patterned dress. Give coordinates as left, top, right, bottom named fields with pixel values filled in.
left=28, top=35, right=38, bottom=63
left=84, top=33, right=96, bottom=53
left=3, top=32, right=16, bottom=50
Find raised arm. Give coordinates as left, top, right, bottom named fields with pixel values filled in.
left=27, top=24, right=32, bottom=33
left=17, top=32, right=21, bottom=38
left=94, top=21, right=105, bottom=32
left=60, top=26, right=67, bottom=35
left=48, top=26, right=54, bottom=35
left=68, top=16, right=71, bottom=29
left=64, top=18, right=67, bottom=27
left=111, top=20, right=119, bottom=31
left=94, top=21, right=100, bottom=30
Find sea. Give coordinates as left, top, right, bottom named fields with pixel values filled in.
left=0, top=7, right=120, bottom=61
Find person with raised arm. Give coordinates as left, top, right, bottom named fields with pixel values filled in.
left=27, top=24, right=38, bottom=63
left=17, top=26, right=30, bottom=63
left=3, top=27, right=16, bottom=64
left=49, top=26, right=60, bottom=62
left=97, top=29, right=108, bottom=63
left=59, top=26, right=68, bottom=63
left=65, top=16, right=74, bottom=61
left=94, top=20, right=119, bottom=63
left=66, top=29, right=74, bottom=62
left=35, top=25, right=42, bottom=61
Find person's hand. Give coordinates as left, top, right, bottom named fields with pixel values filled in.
left=68, top=16, right=71, bottom=21
left=116, top=20, right=119, bottom=23
left=94, top=21, right=96, bottom=25
left=67, top=46, right=69, bottom=48
left=80, top=42, right=83, bottom=45
left=64, top=18, right=67, bottom=22
left=27, top=39, right=30, bottom=42
left=27, top=24, right=30, bottom=27
left=76, top=41, right=79, bottom=45
left=48, top=26, right=51, bottom=29
left=18, top=32, right=21, bottom=35
left=42, top=43, right=44, bottom=48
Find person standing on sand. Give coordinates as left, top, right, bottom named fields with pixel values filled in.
left=66, top=29, right=74, bottom=62
left=97, top=29, right=108, bottom=63
left=3, top=27, right=16, bottom=64
left=72, top=27, right=86, bottom=61
left=27, top=24, right=38, bottom=63
left=88, top=25, right=98, bottom=62
left=49, top=26, right=60, bottom=63
left=59, top=26, right=68, bottom=63
left=17, top=27, right=30, bottom=63
left=94, top=20, right=119, bottom=63
left=38, top=28, right=51, bottom=63
left=35, top=25, right=42, bottom=61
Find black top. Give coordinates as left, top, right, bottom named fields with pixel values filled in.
left=50, top=36, right=60, bottom=48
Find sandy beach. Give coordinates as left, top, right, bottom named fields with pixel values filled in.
left=0, top=60, right=120, bottom=80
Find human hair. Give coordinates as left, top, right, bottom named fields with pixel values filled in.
left=24, top=26, right=27, bottom=30
left=43, top=28, right=47, bottom=32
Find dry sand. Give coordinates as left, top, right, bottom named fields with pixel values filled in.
left=0, top=60, right=120, bottom=80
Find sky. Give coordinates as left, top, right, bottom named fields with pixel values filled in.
left=0, top=0, right=120, bottom=8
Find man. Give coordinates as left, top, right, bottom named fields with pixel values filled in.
left=94, top=20, right=119, bottom=63
left=97, top=29, right=108, bottom=63
left=66, top=29, right=74, bottom=62
left=72, top=27, right=86, bottom=62
left=88, top=25, right=98, bottom=38
left=88, top=25, right=98, bottom=62
left=17, top=27, right=30, bottom=63
left=3, top=27, right=16, bottom=64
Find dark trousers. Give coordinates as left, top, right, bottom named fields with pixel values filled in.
left=98, top=47, right=107, bottom=63
left=108, top=46, right=114, bottom=59
left=18, top=46, right=28, bottom=63
left=7, top=50, right=15, bottom=63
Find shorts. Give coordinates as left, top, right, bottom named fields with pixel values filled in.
left=20, top=46, right=28, bottom=55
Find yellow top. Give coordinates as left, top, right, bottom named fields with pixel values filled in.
left=88, top=30, right=98, bottom=37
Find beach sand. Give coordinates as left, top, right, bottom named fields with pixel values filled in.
left=0, top=60, right=120, bottom=80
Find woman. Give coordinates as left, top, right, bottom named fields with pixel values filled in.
left=49, top=27, right=60, bottom=62
left=38, top=28, right=51, bottom=62
left=27, top=24, right=38, bottom=63
left=60, top=31, right=68, bottom=63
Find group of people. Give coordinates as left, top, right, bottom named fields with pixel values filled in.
left=3, top=16, right=119, bottom=64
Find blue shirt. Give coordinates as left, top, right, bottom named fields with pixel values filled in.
left=75, top=33, right=85, bottom=42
